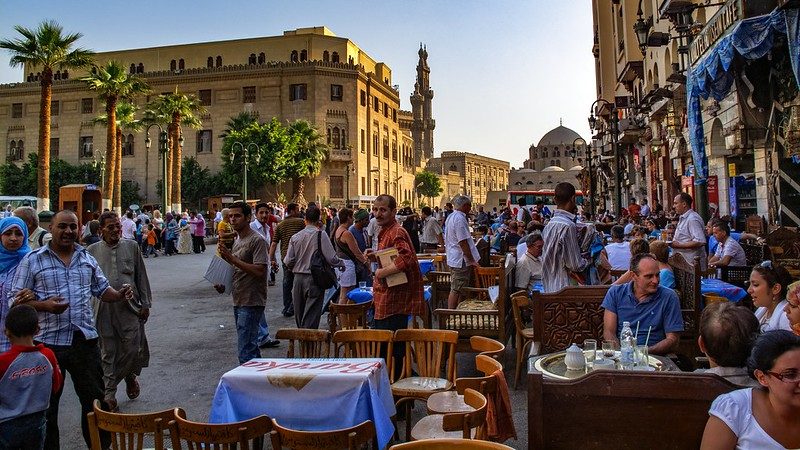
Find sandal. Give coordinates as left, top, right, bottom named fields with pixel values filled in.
left=125, top=376, right=140, bottom=400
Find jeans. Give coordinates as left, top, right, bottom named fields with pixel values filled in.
left=282, top=264, right=295, bottom=314
left=0, top=411, right=46, bottom=450
left=234, top=306, right=264, bottom=364
left=44, top=332, right=109, bottom=450
left=256, top=310, right=271, bottom=345
left=373, top=314, right=410, bottom=380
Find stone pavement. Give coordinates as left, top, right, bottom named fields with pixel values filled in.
left=57, top=244, right=528, bottom=448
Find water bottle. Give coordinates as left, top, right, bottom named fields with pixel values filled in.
left=620, top=321, right=635, bottom=370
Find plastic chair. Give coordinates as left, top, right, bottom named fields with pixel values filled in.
left=274, top=328, right=330, bottom=358
left=87, top=399, right=184, bottom=450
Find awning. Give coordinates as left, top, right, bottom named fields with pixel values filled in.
left=687, top=8, right=800, bottom=184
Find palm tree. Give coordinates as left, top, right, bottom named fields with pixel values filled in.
left=0, top=20, right=94, bottom=212
left=93, top=101, right=142, bottom=210
left=220, top=111, right=259, bottom=139
left=81, top=60, right=149, bottom=211
left=144, top=90, right=205, bottom=212
left=286, top=120, right=328, bottom=205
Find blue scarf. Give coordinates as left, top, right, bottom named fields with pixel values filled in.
left=0, top=217, right=30, bottom=274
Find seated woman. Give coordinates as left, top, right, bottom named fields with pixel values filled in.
left=749, top=261, right=792, bottom=333
left=610, top=238, right=651, bottom=285
left=650, top=240, right=675, bottom=289
left=785, top=281, right=800, bottom=336
left=646, top=219, right=661, bottom=239
left=700, top=330, right=800, bottom=449
left=695, top=302, right=760, bottom=387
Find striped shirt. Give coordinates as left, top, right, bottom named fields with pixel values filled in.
left=273, top=217, right=305, bottom=260
left=9, top=245, right=110, bottom=346
left=541, top=209, right=589, bottom=293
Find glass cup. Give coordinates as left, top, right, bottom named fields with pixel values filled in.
left=359, top=281, right=367, bottom=290
left=635, top=345, right=649, bottom=368
left=602, top=340, right=616, bottom=358
left=583, top=339, right=597, bottom=366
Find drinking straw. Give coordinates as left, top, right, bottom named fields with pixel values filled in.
left=645, top=326, right=652, bottom=347
left=634, top=321, right=640, bottom=341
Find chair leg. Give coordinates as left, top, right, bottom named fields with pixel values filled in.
left=514, top=334, right=523, bottom=389
left=405, top=401, right=412, bottom=442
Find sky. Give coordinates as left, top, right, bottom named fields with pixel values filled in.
left=0, top=0, right=596, bottom=168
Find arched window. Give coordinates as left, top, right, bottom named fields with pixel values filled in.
left=27, top=73, right=33, bottom=82
left=349, top=56, right=354, bottom=65
left=542, top=149, right=548, bottom=158
left=258, top=52, right=265, bottom=64
left=323, top=50, right=329, bottom=62
left=54, top=71, right=60, bottom=80
left=248, top=53, right=256, bottom=65
left=340, top=131, right=346, bottom=150
left=35, top=72, right=40, bottom=81
left=170, top=60, right=177, bottom=71
left=123, top=134, right=134, bottom=156
left=290, top=50, right=298, bottom=62
left=326, top=128, right=331, bottom=145
left=178, top=59, right=185, bottom=70
left=207, top=57, right=213, bottom=68
left=332, top=127, right=340, bottom=149
left=331, top=52, right=340, bottom=63
left=8, top=140, right=16, bottom=160
left=526, top=180, right=534, bottom=185
left=300, top=50, right=307, bottom=61
left=216, top=56, right=222, bottom=67
left=130, top=63, right=136, bottom=74
left=136, top=64, right=143, bottom=74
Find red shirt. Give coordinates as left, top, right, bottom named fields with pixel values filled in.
left=0, top=343, right=63, bottom=394
left=372, top=220, right=426, bottom=320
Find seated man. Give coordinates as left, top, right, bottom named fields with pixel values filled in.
left=605, top=225, right=631, bottom=270
left=695, top=302, right=760, bottom=386
left=602, top=253, right=684, bottom=355
left=708, top=219, right=747, bottom=268
left=515, top=232, right=544, bottom=292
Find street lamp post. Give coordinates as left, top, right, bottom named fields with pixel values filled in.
left=230, top=142, right=260, bottom=202
left=589, top=98, right=621, bottom=217
left=145, top=124, right=169, bottom=214
left=93, top=150, right=106, bottom=190
left=571, top=137, right=596, bottom=218
left=345, top=160, right=354, bottom=208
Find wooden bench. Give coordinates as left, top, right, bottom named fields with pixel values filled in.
left=530, top=286, right=610, bottom=356
left=528, top=370, right=737, bottom=449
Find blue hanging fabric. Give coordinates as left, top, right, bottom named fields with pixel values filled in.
left=785, top=8, right=800, bottom=88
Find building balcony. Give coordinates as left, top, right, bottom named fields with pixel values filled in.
left=328, top=148, right=352, bottom=161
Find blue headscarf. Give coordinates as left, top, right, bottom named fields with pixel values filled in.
left=0, top=217, right=30, bottom=274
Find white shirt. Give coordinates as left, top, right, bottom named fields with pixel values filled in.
left=623, top=223, right=634, bottom=236
left=709, top=388, right=787, bottom=449
left=515, top=251, right=542, bottom=290
left=673, top=209, right=707, bottom=270
left=444, top=210, right=479, bottom=268
left=605, top=241, right=632, bottom=270
left=714, top=237, right=747, bottom=267
left=249, top=219, right=272, bottom=269
left=420, top=216, right=443, bottom=245
left=754, top=300, right=791, bottom=333
left=516, top=240, right=527, bottom=258
left=121, top=218, right=137, bottom=240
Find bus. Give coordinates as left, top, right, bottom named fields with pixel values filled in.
left=506, top=189, right=584, bottom=215
left=0, top=196, right=37, bottom=210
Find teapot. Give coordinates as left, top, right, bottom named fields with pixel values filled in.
left=565, top=343, right=586, bottom=371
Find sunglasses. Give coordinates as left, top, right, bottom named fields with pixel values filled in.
left=759, top=260, right=774, bottom=271
left=765, top=370, right=800, bottom=383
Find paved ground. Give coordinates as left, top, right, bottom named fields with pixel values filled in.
left=58, top=244, right=528, bottom=449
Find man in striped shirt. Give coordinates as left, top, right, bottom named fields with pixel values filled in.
left=541, top=182, right=589, bottom=293
left=269, top=203, right=305, bottom=317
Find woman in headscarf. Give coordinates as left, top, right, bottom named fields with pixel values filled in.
left=177, top=213, right=192, bottom=254
left=0, top=217, right=31, bottom=352
left=163, top=213, right=178, bottom=256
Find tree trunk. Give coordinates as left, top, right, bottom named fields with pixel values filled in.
left=103, top=97, right=118, bottom=212
left=114, top=128, right=122, bottom=213
left=37, top=70, right=53, bottom=212
left=170, top=116, right=182, bottom=213
left=291, top=177, right=307, bottom=206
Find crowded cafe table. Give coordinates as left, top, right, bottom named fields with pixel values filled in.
left=209, top=358, right=396, bottom=449
left=529, top=348, right=680, bottom=381
left=700, top=277, right=748, bottom=303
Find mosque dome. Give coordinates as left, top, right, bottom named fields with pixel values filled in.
left=568, top=165, right=584, bottom=171
left=537, top=125, right=582, bottom=147
left=541, top=166, right=565, bottom=172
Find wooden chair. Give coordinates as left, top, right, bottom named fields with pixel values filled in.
left=489, top=254, right=507, bottom=268
left=169, top=413, right=272, bottom=450
left=269, top=419, right=375, bottom=450
left=274, top=328, right=330, bottom=358
left=473, top=266, right=502, bottom=289
left=718, top=265, right=752, bottom=289
left=741, top=242, right=772, bottom=266
left=427, top=271, right=452, bottom=312
left=332, top=329, right=394, bottom=374
left=669, top=253, right=702, bottom=361
left=427, top=354, right=502, bottom=415
left=390, top=439, right=514, bottom=449
left=528, top=370, right=737, bottom=449
left=530, top=285, right=610, bottom=355
left=391, top=329, right=458, bottom=440
left=328, top=300, right=372, bottom=336
left=410, top=388, right=488, bottom=441
left=510, top=291, right=533, bottom=389
left=469, top=336, right=505, bottom=360
left=87, top=399, right=184, bottom=450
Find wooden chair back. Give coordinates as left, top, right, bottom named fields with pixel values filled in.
left=88, top=400, right=183, bottom=450
left=528, top=370, right=737, bottom=449
left=169, top=413, right=271, bottom=450
left=469, top=336, right=505, bottom=360
left=489, top=254, right=507, bottom=267
left=441, top=388, right=488, bottom=440
left=718, top=265, right=752, bottom=289
left=530, top=286, right=610, bottom=355
left=741, top=242, right=771, bottom=266
left=510, top=291, right=530, bottom=343
left=389, top=439, right=514, bottom=449
left=332, top=329, right=393, bottom=374
left=274, top=328, right=330, bottom=358
left=474, top=266, right=502, bottom=289
left=668, top=253, right=702, bottom=357
left=269, top=419, right=375, bottom=450
left=328, top=301, right=372, bottom=335
left=394, top=329, right=458, bottom=382
left=427, top=271, right=452, bottom=311
left=455, top=354, right=502, bottom=396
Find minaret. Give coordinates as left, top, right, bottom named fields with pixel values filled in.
left=411, top=43, right=435, bottom=162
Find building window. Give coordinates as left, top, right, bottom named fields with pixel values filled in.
left=8, top=140, right=23, bottom=161
left=248, top=53, right=256, bottom=65
left=372, top=132, right=378, bottom=156
left=123, top=134, right=134, bottom=157
left=81, top=98, right=93, bottom=114
left=384, top=181, right=389, bottom=194
left=361, top=177, right=366, bottom=195
left=258, top=52, right=265, bottom=64
left=323, top=50, right=329, bottom=62
left=51, top=100, right=59, bottom=116
left=290, top=50, right=298, bottom=62
left=79, top=136, right=93, bottom=158
left=392, top=109, right=397, bottom=122
left=382, top=136, right=389, bottom=159
left=243, top=86, right=256, bottom=103
left=331, top=127, right=340, bottom=149
left=331, top=52, right=340, bottom=63
left=130, top=63, right=136, bottom=73
left=11, top=103, right=22, bottom=118
left=300, top=49, right=307, bottom=61
left=178, top=59, right=185, bottom=70
left=331, top=84, right=343, bottom=101
left=216, top=56, right=222, bottom=67
left=137, top=63, right=144, bottom=73
left=207, top=57, right=213, bottom=68
left=360, top=90, right=366, bottom=106
left=198, top=89, right=212, bottom=106
left=50, top=138, right=59, bottom=158
left=340, top=130, right=346, bottom=149
left=197, top=130, right=212, bottom=153
left=360, top=129, right=365, bottom=153
left=289, top=84, right=307, bottom=101
left=542, top=149, right=548, bottom=158
left=170, top=60, right=176, bottom=71
left=392, top=133, right=397, bottom=161
left=373, top=96, right=379, bottom=112
left=373, top=179, right=379, bottom=196
left=330, top=175, right=344, bottom=199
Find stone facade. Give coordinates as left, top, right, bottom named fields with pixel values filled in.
left=509, top=123, right=588, bottom=192
left=426, top=151, right=510, bottom=207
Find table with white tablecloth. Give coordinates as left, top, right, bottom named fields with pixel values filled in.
left=209, top=358, right=396, bottom=448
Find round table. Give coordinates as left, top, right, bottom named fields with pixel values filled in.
left=531, top=350, right=680, bottom=380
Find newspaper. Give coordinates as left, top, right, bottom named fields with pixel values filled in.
left=204, top=254, right=234, bottom=294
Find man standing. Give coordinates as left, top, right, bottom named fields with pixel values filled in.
left=87, top=212, right=152, bottom=412
left=671, top=192, right=707, bottom=270
left=270, top=203, right=305, bottom=317
left=10, top=210, right=133, bottom=449
left=250, top=202, right=279, bottom=348
left=214, top=202, right=269, bottom=363
left=283, top=206, right=344, bottom=329
left=640, top=199, right=651, bottom=218
left=121, top=211, right=137, bottom=240
left=419, top=206, right=444, bottom=252
left=515, top=232, right=544, bottom=292
left=602, top=253, right=684, bottom=355
left=13, top=206, right=51, bottom=250
left=444, top=195, right=480, bottom=309
left=541, top=182, right=589, bottom=293
left=368, top=194, right=426, bottom=378
left=350, top=209, right=372, bottom=286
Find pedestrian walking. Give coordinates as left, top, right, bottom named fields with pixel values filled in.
left=190, top=211, right=206, bottom=254
left=269, top=203, right=305, bottom=317
left=541, top=182, right=589, bottom=293
left=250, top=202, right=279, bottom=349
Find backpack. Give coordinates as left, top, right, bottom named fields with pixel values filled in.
left=310, top=231, right=337, bottom=289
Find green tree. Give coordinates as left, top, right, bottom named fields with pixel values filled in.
left=144, top=90, right=205, bottom=210
left=0, top=20, right=94, bottom=211
left=220, top=118, right=294, bottom=196
left=415, top=170, right=443, bottom=204
left=92, top=100, right=144, bottom=211
left=0, top=153, right=100, bottom=206
left=220, top=111, right=259, bottom=139
left=181, top=156, right=212, bottom=209
left=120, top=180, right=143, bottom=210
left=285, top=120, right=328, bottom=205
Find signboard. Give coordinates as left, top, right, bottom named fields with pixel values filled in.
left=690, top=0, right=743, bottom=61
